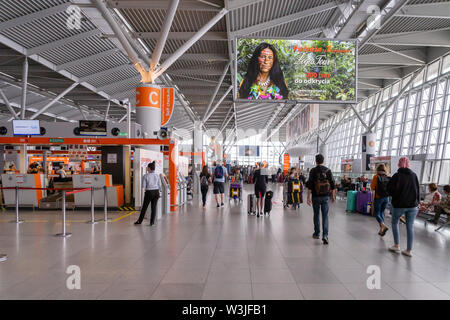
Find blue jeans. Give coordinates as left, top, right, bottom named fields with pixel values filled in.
left=312, top=196, right=329, bottom=238
left=391, top=207, right=418, bottom=251
left=374, top=197, right=389, bottom=224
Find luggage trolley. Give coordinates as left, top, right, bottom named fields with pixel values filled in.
left=283, top=179, right=303, bottom=209
left=229, top=183, right=242, bottom=203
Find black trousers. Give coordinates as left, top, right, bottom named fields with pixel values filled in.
left=137, top=190, right=159, bottom=224
left=201, top=185, right=208, bottom=206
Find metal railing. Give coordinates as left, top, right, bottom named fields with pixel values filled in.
left=0, top=185, right=111, bottom=237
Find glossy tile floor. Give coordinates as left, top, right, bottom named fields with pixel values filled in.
left=0, top=183, right=449, bottom=300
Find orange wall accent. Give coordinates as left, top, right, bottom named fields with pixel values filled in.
left=136, top=86, right=161, bottom=108
left=0, top=137, right=171, bottom=146
left=33, top=174, right=43, bottom=205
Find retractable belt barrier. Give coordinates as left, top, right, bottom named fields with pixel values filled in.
left=0, top=186, right=112, bottom=237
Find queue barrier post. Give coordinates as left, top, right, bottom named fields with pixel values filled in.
left=86, top=187, right=98, bottom=224
left=103, top=186, right=111, bottom=222
left=55, top=191, right=72, bottom=238
left=11, top=186, right=24, bottom=224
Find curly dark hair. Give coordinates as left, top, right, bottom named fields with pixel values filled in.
left=238, top=42, right=288, bottom=99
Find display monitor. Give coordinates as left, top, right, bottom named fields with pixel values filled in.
left=79, top=120, right=107, bottom=136
left=238, top=145, right=260, bottom=157
left=236, top=38, right=357, bottom=103
left=12, top=120, right=40, bottom=136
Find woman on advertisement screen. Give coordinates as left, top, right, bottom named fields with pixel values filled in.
left=238, top=42, right=288, bottom=100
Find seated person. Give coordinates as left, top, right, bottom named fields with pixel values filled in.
left=360, top=175, right=369, bottom=189
left=92, top=165, right=100, bottom=174
left=56, top=166, right=67, bottom=179
left=419, top=183, right=442, bottom=214
left=428, top=185, right=450, bottom=224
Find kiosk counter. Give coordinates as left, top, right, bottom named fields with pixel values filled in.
left=72, top=174, right=123, bottom=208
left=1, top=174, right=45, bottom=207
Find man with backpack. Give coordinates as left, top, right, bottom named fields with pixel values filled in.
left=213, top=160, right=228, bottom=207
left=370, top=164, right=390, bottom=236
left=306, top=154, right=336, bottom=245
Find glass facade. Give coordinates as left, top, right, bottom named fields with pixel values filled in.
left=204, top=133, right=285, bottom=167
left=324, top=54, right=450, bottom=185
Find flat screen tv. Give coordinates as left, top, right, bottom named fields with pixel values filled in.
left=79, top=120, right=107, bottom=136
left=12, top=120, right=40, bottom=135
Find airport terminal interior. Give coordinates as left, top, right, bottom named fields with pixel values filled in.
left=0, top=0, right=449, bottom=301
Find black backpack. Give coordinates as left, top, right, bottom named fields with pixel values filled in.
left=376, top=175, right=390, bottom=198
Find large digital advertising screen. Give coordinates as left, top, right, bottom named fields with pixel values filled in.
left=236, top=38, right=357, bottom=103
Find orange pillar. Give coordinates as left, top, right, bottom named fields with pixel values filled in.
left=169, top=140, right=178, bottom=212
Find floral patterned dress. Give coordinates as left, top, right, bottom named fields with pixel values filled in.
left=247, top=83, right=284, bottom=100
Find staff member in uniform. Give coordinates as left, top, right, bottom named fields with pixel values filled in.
left=135, top=161, right=161, bottom=226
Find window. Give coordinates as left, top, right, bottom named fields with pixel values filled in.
left=427, top=60, right=439, bottom=81
left=316, top=53, right=450, bottom=172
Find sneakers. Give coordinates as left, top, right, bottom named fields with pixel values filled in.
left=388, top=246, right=400, bottom=253
left=401, top=250, right=412, bottom=257
left=221, top=203, right=224, bottom=207
left=134, top=221, right=141, bottom=225
left=217, top=204, right=220, bottom=208
left=322, top=237, right=329, bottom=245
left=312, top=234, right=320, bottom=239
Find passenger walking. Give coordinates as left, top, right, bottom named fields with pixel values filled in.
left=135, top=162, right=161, bottom=226
left=306, top=154, right=336, bottom=245
left=387, top=157, right=420, bottom=257
left=213, top=160, right=228, bottom=207
left=370, top=164, right=390, bottom=236
left=200, top=165, right=212, bottom=209
left=253, top=162, right=268, bottom=217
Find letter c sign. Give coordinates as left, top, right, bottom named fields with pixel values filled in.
left=136, top=86, right=161, bottom=108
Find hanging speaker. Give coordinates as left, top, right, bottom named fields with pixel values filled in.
left=40, top=127, right=46, bottom=136
left=111, top=127, right=120, bottom=136
left=73, top=127, right=80, bottom=135
left=0, top=126, right=7, bottom=135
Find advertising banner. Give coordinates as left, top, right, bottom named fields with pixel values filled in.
left=238, top=145, right=260, bottom=157
left=236, top=38, right=357, bottom=103
left=133, top=148, right=163, bottom=207
left=286, top=104, right=320, bottom=143
left=283, top=154, right=290, bottom=175
left=178, top=156, right=190, bottom=177
left=161, top=87, right=175, bottom=126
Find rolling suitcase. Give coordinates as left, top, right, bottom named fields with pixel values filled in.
left=264, top=191, right=273, bottom=214
left=247, top=194, right=256, bottom=214
left=356, top=191, right=373, bottom=213
left=346, top=190, right=357, bottom=212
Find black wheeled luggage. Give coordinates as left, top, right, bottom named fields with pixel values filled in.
left=264, top=190, right=273, bottom=214
left=247, top=194, right=256, bottom=214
